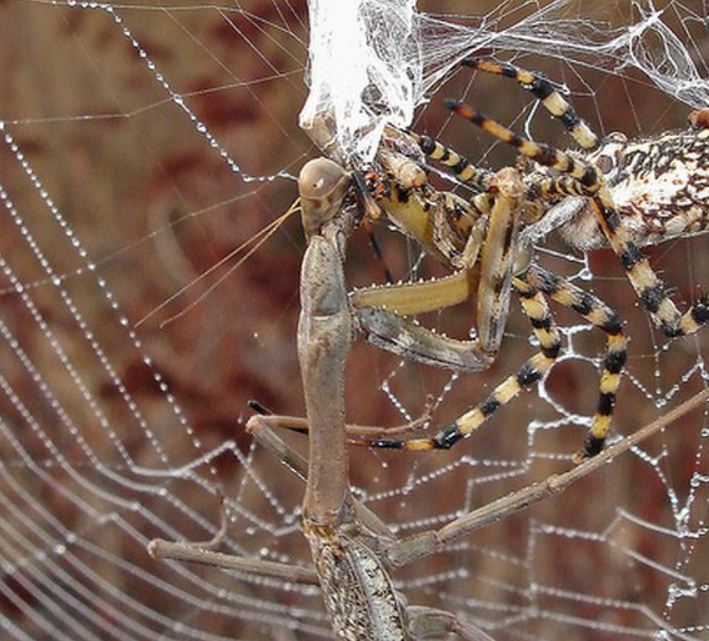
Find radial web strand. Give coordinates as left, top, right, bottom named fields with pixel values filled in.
left=0, top=1, right=707, bottom=640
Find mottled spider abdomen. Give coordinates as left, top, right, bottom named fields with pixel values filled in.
left=561, top=126, right=709, bottom=250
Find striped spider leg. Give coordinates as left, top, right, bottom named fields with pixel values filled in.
left=351, top=103, right=622, bottom=460
left=451, top=119, right=709, bottom=340
left=353, top=163, right=626, bottom=460
left=453, top=58, right=709, bottom=338
left=353, top=60, right=709, bottom=460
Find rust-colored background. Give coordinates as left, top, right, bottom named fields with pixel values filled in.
left=0, top=1, right=707, bottom=640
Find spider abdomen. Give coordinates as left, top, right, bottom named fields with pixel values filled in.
left=561, top=127, right=709, bottom=250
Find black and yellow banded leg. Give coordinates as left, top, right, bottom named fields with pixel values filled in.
left=533, top=177, right=709, bottom=337
left=524, top=265, right=627, bottom=461
left=359, top=276, right=561, bottom=451
left=528, top=174, right=594, bottom=200
left=448, top=100, right=709, bottom=338
left=590, top=191, right=709, bottom=338
left=446, top=100, right=601, bottom=190
left=461, top=58, right=599, bottom=150
left=410, top=131, right=493, bottom=191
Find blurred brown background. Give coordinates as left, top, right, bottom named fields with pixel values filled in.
left=0, top=1, right=707, bottom=640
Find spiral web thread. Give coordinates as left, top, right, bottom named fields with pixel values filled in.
left=0, top=1, right=707, bottom=640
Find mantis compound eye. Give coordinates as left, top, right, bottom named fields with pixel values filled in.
left=298, top=158, right=350, bottom=239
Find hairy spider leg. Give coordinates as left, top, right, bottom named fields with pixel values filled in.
left=409, top=135, right=585, bottom=221
left=359, top=267, right=626, bottom=458
left=524, top=265, right=627, bottom=461
left=591, top=192, right=709, bottom=337
left=447, top=101, right=599, bottom=185
left=448, top=100, right=709, bottom=338
left=462, top=58, right=599, bottom=150
left=411, top=131, right=493, bottom=191
left=408, top=57, right=600, bottom=196
left=360, top=274, right=562, bottom=451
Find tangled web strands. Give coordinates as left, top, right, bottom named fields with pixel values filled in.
left=301, top=0, right=709, bottom=161
left=1, top=1, right=709, bottom=641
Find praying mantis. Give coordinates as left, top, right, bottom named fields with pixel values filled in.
left=149, top=156, right=709, bottom=641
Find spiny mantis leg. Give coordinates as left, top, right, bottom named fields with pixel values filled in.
left=357, top=273, right=562, bottom=451
left=475, top=167, right=524, bottom=355
left=353, top=167, right=525, bottom=372
left=385, top=387, right=709, bottom=567
left=407, top=606, right=497, bottom=641
left=355, top=314, right=494, bottom=373
left=353, top=269, right=496, bottom=372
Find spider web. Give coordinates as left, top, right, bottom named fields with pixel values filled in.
left=0, top=1, right=707, bottom=640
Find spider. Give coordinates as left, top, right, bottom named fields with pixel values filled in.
left=346, top=58, right=709, bottom=461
